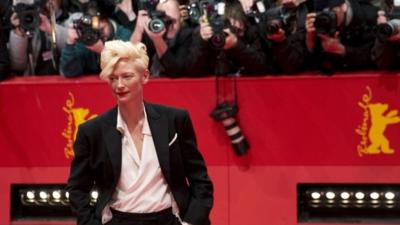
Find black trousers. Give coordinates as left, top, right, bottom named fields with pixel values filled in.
left=106, top=207, right=182, bottom=225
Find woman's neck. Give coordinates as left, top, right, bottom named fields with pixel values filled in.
left=118, top=99, right=145, bottom=129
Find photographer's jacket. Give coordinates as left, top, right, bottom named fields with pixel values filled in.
left=312, top=0, right=378, bottom=73
left=66, top=102, right=213, bottom=225
left=189, top=23, right=270, bottom=76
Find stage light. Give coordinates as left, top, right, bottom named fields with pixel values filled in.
left=370, top=192, right=380, bottom=200
left=355, top=192, right=365, bottom=200
left=298, top=183, right=400, bottom=223
left=39, top=191, right=48, bottom=199
left=385, top=192, right=395, bottom=200
left=340, top=192, right=350, bottom=200
left=26, top=191, right=35, bottom=200
left=325, top=191, right=335, bottom=200
left=51, top=190, right=62, bottom=202
left=311, top=192, right=321, bottom=200
left=65, top=191, right=69, bottom=199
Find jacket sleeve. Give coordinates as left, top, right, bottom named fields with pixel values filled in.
left=371, top=40, right=397, bottom=70
left=183, top=28, right=216, bottom=77
left=225, top=26, right=269, bottom=75
left=60, top=43, right=99, bottom=77
left=180, top=111, right=214, bottom=225
left=66, top=125, right=101, bottom=225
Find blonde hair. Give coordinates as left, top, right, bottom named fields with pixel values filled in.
left=99, top=40, right=149, bottom=80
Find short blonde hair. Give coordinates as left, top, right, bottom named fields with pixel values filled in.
left=99, top=40, right=149, bottom=80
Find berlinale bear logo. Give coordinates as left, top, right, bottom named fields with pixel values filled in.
left=62, top=92, right=97, bottom=159
left=356, top=86, right=400, bottom=156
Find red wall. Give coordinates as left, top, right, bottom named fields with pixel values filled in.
left=1, top=74, right=400, bottom=225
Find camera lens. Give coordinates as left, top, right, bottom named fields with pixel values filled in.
left=210, top=103, right=249, bottom=156
left=149, top=18, right=165, bottom=33
left=210, top=32, right=226, bottom=49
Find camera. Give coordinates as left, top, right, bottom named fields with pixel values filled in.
left=210, top=102, right=249, bottom=156
left=187, top=1, right=203, bottom=24
left=13, top=2, right=41, bottom=35
left=148, top=10, right=171, bottom=33
left=263, top=6, right=295, bottom=35
left=376, top=10, right=400, bottom=42
left=208, top=11, right=229, bottom=49
left=73, top=14, right=101, bottom=46
left=188, top=0, right=229, bottom=49
left=314, top=8, right=337, bottom=36
left=138, top=0, right=171, bottom=33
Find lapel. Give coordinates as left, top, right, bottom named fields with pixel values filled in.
left=101, top=107, right=122, bottom=184
left=145, top=102, right=171, bottom=183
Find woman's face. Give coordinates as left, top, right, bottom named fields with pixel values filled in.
left=107, top=58, right=149, bottom=104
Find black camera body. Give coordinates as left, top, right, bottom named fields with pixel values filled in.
left=13, top=2, right=41, bottom=35
left=314, top=8, right=337, bottom=36
left=376, top=12, right=400, bottom=42
left=138, top=0, right=170, bottom=33
left=210, top=102, right=249, bottom=156
left=73, top=14, right=101, bottom=46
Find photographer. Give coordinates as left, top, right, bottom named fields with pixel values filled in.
left=371, top=3, right=400, bottom=70
left=59, top=3, right=132, bottom=77
left=263, top=0, right=312, bottom=74
left=130, top=0, right=197, bottom=77
left=190, top=1, right=269, bottom=76
left=8, top=0, right=70, bottom=75
left=305, top=0, right=378, bottom=73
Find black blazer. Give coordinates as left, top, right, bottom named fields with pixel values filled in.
left=66, top=102, right=214, bottom=225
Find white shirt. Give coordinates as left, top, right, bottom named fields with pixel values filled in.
left=101, top=106, right=190, bottom=225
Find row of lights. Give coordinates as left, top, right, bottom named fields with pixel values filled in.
left=307, top=191, right=399, bottom=208
left=21, top=189, right=98, bottom=206
left=309, top=191, right=396, bottom=201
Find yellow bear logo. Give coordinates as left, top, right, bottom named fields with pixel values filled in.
left=62, top=92, right=97, bottom=159
left=356, top=86, right=400, bottom=156
left=366, top=103, right=400, bottom=154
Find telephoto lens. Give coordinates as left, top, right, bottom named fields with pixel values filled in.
left=210, top=102, right=249, bottom=156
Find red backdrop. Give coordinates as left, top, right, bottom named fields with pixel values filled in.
left=1, top=73, right=400, bottom=225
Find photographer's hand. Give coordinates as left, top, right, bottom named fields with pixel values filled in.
left=305, top=12, right=316, bottom=52
left=318, top=32, right=346, bottom=56
left=66, top=24, right=79, bottom=45
left=39, top=14, right=51, bottom=34
left=266, top=28, right=286, bottom=42
left=116, top=0, right=136, bottom=22
left=10, top=12, right=24, bottom=37
left=223, top=28, right=238, bottom=50
left=179, top=4, right=189, bottom=22
left=238, top=0, right=254, bottom=13
left=131, top=10, right=149, bottom=43
left=199, top=15, right=213, bottom=41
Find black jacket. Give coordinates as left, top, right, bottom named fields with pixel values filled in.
left=66, top=102, right=214, bottom=225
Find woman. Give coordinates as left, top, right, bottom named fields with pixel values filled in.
left=66, top=40, right=214, bottom=225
